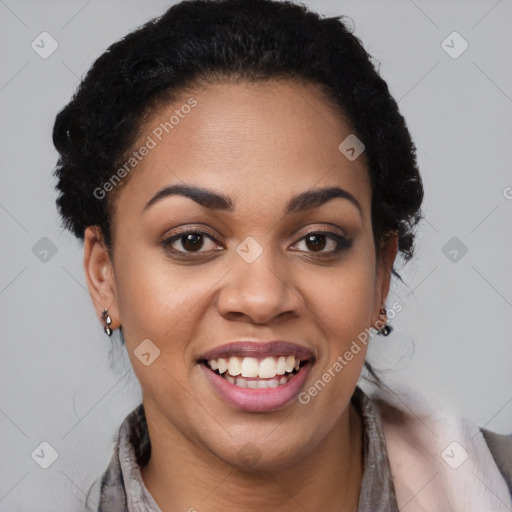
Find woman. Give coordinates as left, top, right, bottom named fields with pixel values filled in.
left=51, top=0, right=512, bottom=510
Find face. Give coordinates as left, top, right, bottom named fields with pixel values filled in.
left=84, top=79, right=397, bottom=470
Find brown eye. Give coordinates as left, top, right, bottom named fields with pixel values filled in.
left=304, top=233, right=328, bottom=252
left=291, top=231, right=352, bottom=256
left=162, top=230, right=221, bottom=254
left=180, top=233, right=204, bottom=252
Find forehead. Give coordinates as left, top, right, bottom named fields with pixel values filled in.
left=115, top=79, right=371, bottom=216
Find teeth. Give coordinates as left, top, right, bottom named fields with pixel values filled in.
left=207, top=355, right=303, bottom=380
left=253, top=378, right=284, bottom=389
left=227, top=356, right=241, bottom=376
left=220, top=373, right=292, bottom=389
left=254, top=378, right=282, bottom=389
left=241, top=357, right=260, bottom=377
left=217, top=358, right=228, bottom=374
left=235, top=378, right=248, bottom=388
left=276, top=356, right=286, bottom=375
left=258, top=357, right=277, bottom=378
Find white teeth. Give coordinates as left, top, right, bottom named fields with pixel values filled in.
left=259, top=357, right=277, bottom=378
left=276, top=356, right=286, bottom=375
left=240, top=357, right=259, bottom=378
left=257, top=378, right=280, bottom=389
left=207, top=355, right=303, bottom=379
left=227, top=356, right=241, bottom=376
left=222, top=374, right=291, bottom=389
left=235, top=378, right=248, bottom=388
left=217, top=358, right=228, bottom=374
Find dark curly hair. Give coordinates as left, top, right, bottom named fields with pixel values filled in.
left=53, top=0, right=423, bottom=267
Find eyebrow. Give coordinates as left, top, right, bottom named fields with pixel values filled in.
left=143, top=184, right=362, bottom=218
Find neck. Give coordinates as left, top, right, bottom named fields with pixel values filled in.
left=140, top=401, right=363, bottom=512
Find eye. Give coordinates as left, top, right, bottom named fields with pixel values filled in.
left=162, top=230, right=222, bottom=254
left=160, top=227, right=352, bottom=259
left=290, top=230, right=352, bottom=256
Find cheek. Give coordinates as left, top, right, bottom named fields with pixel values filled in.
left=114, top=236, right=191, bottom=325
left=314, top=257, right=376, bottom=338
left=297, top=262, right=375, bottom=430
left=112, top=243, right=194, bottom=355
left=112, top=242, right=232, bottom=383
left=306, top=247, right=376, bottom=381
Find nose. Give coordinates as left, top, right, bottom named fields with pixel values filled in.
left=216, top=246, right=305, bottom=325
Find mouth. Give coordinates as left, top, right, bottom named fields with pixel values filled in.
left=202, top=355, right=305, bottom=388
left=196, top=341, right=314, bottom=412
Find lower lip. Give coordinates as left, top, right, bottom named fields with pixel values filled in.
left=198, top=362, right=312, bottom=413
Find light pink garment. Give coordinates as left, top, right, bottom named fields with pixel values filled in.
left=374, top=384, right=512, bottom=511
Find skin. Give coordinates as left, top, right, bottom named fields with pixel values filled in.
left=84, top=79, right=398, bottom=511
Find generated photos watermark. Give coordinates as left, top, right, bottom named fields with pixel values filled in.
left=298, top=301, right=403, bottom=405
left=93, top=97, right=198, bottom=200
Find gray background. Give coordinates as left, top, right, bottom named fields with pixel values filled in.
left=1, top=0, right=511, bottom=510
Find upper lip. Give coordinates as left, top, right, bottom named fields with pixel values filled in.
left=197, top=341, right=315, bottom=362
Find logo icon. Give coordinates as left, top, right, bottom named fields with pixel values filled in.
left=441, top=32, right=468, bottom=59
left=237, top=442, right=262, bottom=467
left=442, top=236, right=468, bottom=263
left=32, top=237, right=58, bottom=263
left=31, top=441, right=59, bottom=469
left=441, top=441, right=468, bottom=469
left=134, top=339, right=161, bottom=366
left=338, top=134, right=365, bottom=161
left=31, top=32, right=59, bottom=59
left=236, top=236, right=263, bottom=263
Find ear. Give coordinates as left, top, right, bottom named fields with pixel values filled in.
left=83, top=226, right=120, bottom=329
left=373, top=231, right=399, bottom=324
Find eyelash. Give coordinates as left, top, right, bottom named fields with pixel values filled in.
left=161, top=227, right=352, bottom=259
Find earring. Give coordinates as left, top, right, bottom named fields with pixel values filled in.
left=101, top=309, right=113, bottom=336
left=377, top=307, right=392, bottom=336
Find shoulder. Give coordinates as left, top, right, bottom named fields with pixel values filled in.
left=367, top=383, right=512, bottom=505
left=480, top=428, right=512, bottom=495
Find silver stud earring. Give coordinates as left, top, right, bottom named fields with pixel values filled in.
left=101, top=309, right=113, bottom=336
left=377, top=307, right=392, bottom=336
left=378, top=324, right=392, bottom=336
